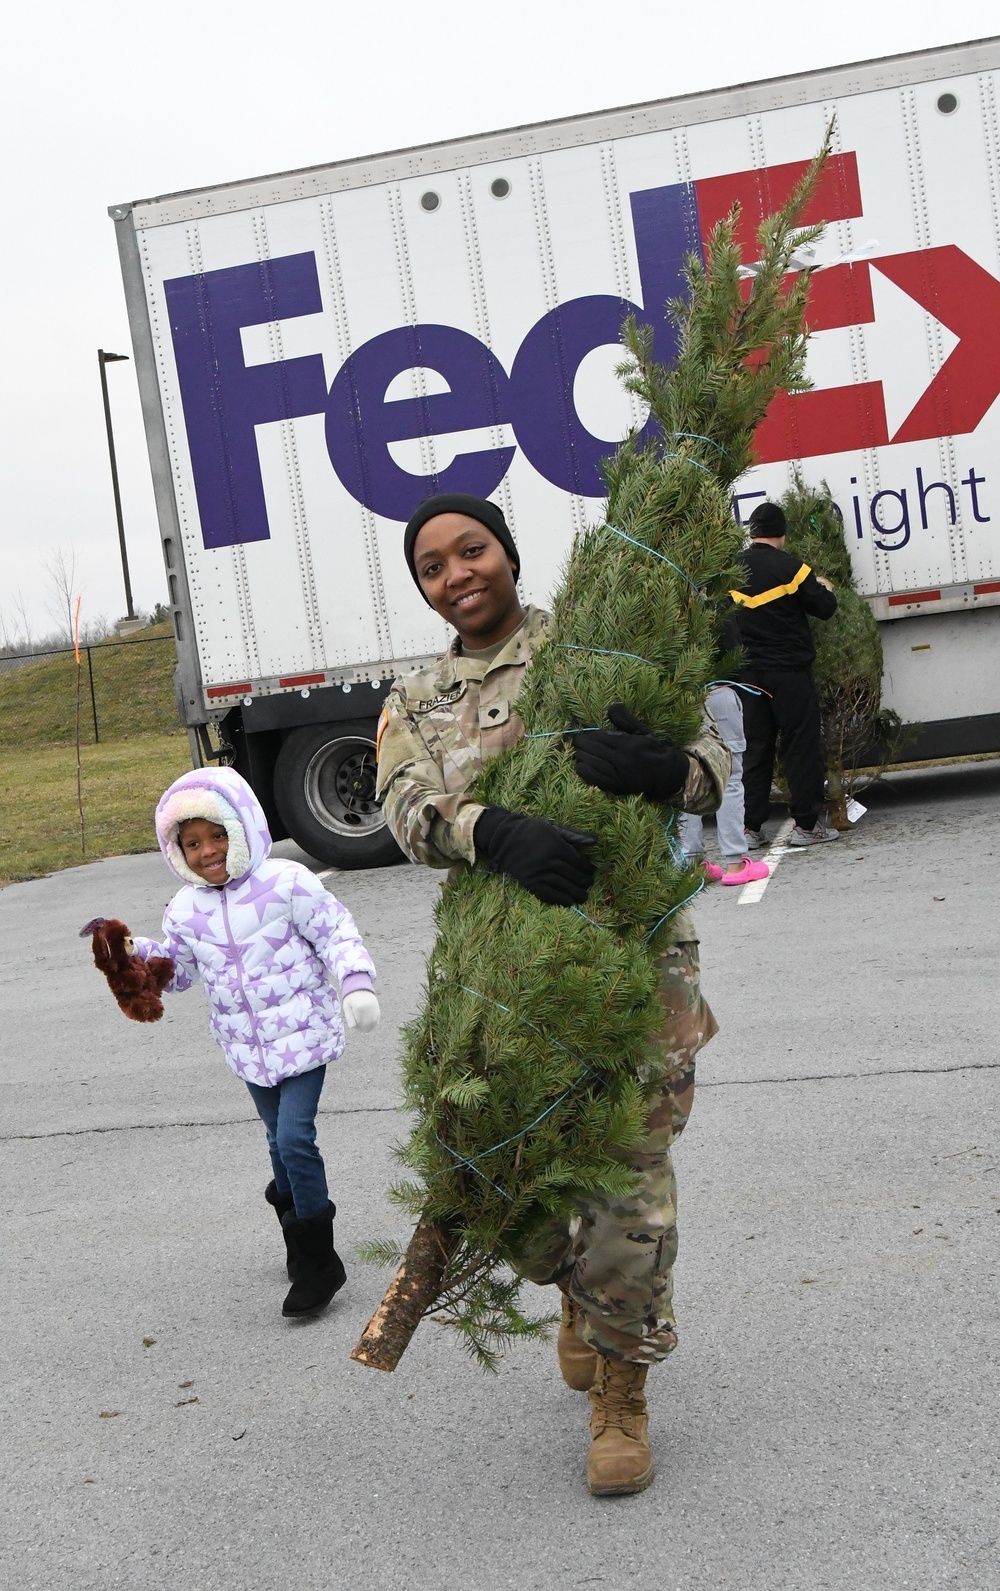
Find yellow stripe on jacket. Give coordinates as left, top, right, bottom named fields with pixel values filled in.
left=729, top=563, right=812, bottom=609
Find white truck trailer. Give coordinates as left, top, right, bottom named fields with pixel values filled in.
left=113, top=34, right=1000, bottom=868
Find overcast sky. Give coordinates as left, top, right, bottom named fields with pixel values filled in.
left=2, top=0, right=997, bottom=639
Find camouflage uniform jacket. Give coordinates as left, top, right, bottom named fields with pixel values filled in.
left=375, top=605, right=731, bottom=941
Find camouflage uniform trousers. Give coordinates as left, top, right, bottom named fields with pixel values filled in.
left=516, top=941, right=718, bottom=1365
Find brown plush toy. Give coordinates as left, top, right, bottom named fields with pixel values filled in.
left=80, top=917, right=175, bottom=1023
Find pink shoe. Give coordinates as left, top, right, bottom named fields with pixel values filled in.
left=720, top=857, right=770, bottom=886
left=703, top=860, right=724, bottom=882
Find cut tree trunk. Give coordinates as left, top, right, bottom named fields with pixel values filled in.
left=826, top=763, right=850, bottom=829
left=352, top=1222, right=457, bottom=1372
left=823, top=726, right=851, bottom=829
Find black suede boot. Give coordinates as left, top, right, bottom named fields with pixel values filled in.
left=280, top=1202, right=346, bottom=1317
left=264, top=1180, right=298, bottom=1281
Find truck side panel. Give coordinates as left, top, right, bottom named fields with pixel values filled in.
left=117, top=40, right=1000, bottom=742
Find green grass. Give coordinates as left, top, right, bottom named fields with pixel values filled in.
left=0, top=623, right=179, bottom=748
left=0, top=734, right=193, bottom=886
left=0, top=624, right=193, bottom=885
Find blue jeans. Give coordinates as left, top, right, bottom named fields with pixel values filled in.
left=245, top=1067, right=329, bottom=1219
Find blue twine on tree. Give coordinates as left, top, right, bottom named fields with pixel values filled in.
left=524, top=512, right=738, bottom=733
left=556, top=642, right=660, bottom=669
left=433, top=1134, right=514, bottom=1200
left=664, top=828, right=687, bottom=868
left=431, top=860, right=701, bottom=1194
left=571, top=878, right=704, bottom=943
left=427, top=984, right=604, bottom=1195
left=435, top=1086, right=581, bottom=1187
left=705, top=678, right=764, bottom=696
left=457, top=985, right=593, bottom=1067
left=526, top=683, right=754, bottom=740
left=658, top=451, right=715, bottom=477
left=667, top=431, right=730, bottom=458
left=642, top=879, right=706, bottom=942
left=603, top=525, right=705, bottom=598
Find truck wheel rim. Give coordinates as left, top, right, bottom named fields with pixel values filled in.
left=303, top=737, right=384, bottom=837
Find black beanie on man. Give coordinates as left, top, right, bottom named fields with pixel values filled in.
left=747, top=501, right=787, bottom=538
left=403, top=493, right=520, bottom=600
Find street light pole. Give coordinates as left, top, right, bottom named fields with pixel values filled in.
left=97, top=348, right=134, bottom=621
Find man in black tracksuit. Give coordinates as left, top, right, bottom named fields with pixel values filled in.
left=732, top=501, right=839, bottom=847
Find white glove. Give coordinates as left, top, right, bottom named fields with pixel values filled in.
left=342, top=990, right=380, bottom=1032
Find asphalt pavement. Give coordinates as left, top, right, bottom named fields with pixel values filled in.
left=2, top=762, right=998, bottom=1590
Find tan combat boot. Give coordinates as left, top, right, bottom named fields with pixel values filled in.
left=586, top=1358, right=654, bottom=1496
left=557, top=1293, right=600, bottom=1391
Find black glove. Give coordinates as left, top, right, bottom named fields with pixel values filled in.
left=573, top=704, right=690, bottom=801
left=474, top=806, right=597, bottom=906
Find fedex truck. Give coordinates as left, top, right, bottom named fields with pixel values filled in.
left=112, top=34, right=1000, bottom=868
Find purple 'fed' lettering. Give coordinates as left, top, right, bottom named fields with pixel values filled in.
left=323, top=324, right=514, bottom=522
left=165, top=253, right=328, bottom=549
left=162, top=160, right=1000, bottom=551
left=164, top=181, right=703, bottom=544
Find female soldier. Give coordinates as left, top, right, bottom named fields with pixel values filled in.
left=376, top=492, right=728, bottom=1497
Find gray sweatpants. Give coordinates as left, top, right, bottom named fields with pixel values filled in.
left=679, top=686, right=748, bottom=860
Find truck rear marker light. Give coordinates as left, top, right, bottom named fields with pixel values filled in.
left=278, top=672, right=326, bottom=688
left=206, top=683, right=252, bottom=697
left=887, top=590, right=940, bottom=606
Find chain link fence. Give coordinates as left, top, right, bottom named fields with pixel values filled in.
left=0, top=631, right=181, bottom=748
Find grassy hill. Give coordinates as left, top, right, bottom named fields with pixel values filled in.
left=0, top=622, right=179, bottom=747
left=0, top=623, right=193, bottom=885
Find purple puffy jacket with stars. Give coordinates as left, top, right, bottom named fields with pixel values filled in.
left=133, top=767, right=376, bottom=1088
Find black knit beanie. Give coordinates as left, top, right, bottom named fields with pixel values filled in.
left=403, top=493, right=520, bottom=601
left=747, top=501, right=787, bottom=537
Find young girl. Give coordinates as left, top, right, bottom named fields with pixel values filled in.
left=678, top=684, right=769, bottom=886
left=106, top=766, right=378, bottom=1318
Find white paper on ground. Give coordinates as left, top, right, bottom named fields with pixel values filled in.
left=845, top=798, right=867, bottom=823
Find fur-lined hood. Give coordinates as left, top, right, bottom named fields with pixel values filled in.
left=155, top=767, right=271, bottom=887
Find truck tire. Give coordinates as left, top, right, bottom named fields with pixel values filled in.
left=272, top=721, right=403, bottom=870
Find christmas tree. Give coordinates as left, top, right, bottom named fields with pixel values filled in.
left=779, top=476, right=886, bottom=826
left=354, top=134, right=832, bottom=1374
